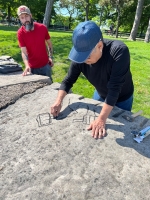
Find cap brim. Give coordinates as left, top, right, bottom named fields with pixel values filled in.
left=68, top=46, right=93, bottom=63
left=18, top=12, right=30, bottom=16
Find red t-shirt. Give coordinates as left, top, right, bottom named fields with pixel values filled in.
left=17, top=22, right=50, bottom=68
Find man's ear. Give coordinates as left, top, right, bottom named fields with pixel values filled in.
left=97, top=41, right=103, bottom=50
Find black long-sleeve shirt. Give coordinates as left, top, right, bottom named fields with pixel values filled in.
left=60, top=39, right=134, bottom=107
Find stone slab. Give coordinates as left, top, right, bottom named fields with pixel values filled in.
left=0, top=71, right=52, bottom=87
left=0, top=84, right=150, bottom=200
left=0, top=72, right=53, bottom=111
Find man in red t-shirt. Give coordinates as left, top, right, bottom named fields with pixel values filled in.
left=17, top=5, right=53, bottom=80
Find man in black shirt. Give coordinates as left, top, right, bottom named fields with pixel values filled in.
left=51, top=21, right=134, bottom=139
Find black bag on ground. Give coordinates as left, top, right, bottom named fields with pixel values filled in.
left=0, top=55, right=22, bottom=74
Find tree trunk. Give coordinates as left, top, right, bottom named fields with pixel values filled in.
left=115, top=3, right=120, bottom=38
left=144, top=18, right=150, bottom=43
left=69, top=16, right=71, bottom=29
left=99, top=6, right=103, bottom=27
left=43, top=0, right=54, bottom=28
left=85, top=0, right=89, bottom=21
left=7, top=5, right=11, bottom=25
left=129, top=0, right=144, bottom=41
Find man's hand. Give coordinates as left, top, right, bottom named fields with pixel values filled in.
left=50, top=90, right=67, bottom=117
left=51, top=101, right=62, bottom=117
left=88, top=103, right=113, bottom=139
left=87, top=116, right=106, bottom=139
left=49, top=57, right=54, bottom=67
left=22, top=66, right=31, bottom=76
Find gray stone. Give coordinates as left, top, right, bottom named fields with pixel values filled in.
left=0, top=72, right=52, bottom=111
left=1, top=83, right=150, bottom=200
left=0, top=71, right=52, bottom=87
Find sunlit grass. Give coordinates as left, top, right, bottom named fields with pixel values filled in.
left=0, top=25, right=149, bottom=118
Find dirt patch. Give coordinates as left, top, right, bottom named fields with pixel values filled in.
left=0, top=81, right=48, bottom=111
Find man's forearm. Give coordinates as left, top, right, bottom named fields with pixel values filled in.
left=50, top=90, right=67, bottom=117
left=48, top=45, right=53, bottom=57
left=56, top=90, right=67, bottom=103
left=46, top=39, right=53, bottom=57
left=99, top=102, right=113, bottom=121
left=21, top=52, right=30, bottom=67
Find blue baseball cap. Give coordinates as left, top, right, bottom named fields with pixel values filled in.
left=68, top=21, right=103, bottom=63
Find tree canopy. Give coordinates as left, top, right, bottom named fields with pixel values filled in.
left=0, top=0, right=149, bottom=41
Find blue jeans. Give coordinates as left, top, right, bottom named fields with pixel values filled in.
left=31, top=64, right=52, bottom=80
left=93, top=90, right=133, bottom=111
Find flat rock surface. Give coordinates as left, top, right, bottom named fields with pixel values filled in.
left=0, top=72, right=52, bottom=111
left=0, top=83, right=150, bottom=200
left=0, top=71, right=52, bottom=87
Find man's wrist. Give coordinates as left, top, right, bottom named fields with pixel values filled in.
left=49, top=55, right=54, bottom=59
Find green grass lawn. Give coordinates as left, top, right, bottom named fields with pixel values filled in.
left=0, top=25, right=150, bottom=118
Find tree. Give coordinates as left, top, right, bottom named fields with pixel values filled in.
left=82, top=0, right=89, bottom=21
left=43, top=0, right=54, bottom=27
left=115, top=0, right=121, bottom=38
left=144, top=18, right=150, bottom=42
left=56, top=0, right=99, bottom=27
left=76, top=0, right=99, bottom=21
left=57, top=0, right=76, bottom=29
left=98, top=0, right=133, bottom=37
left=129, top=0, right=145, bottom=40
left=0, top=0, right=19, bottom=22
left=98, top=0, right=114, bottom=29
